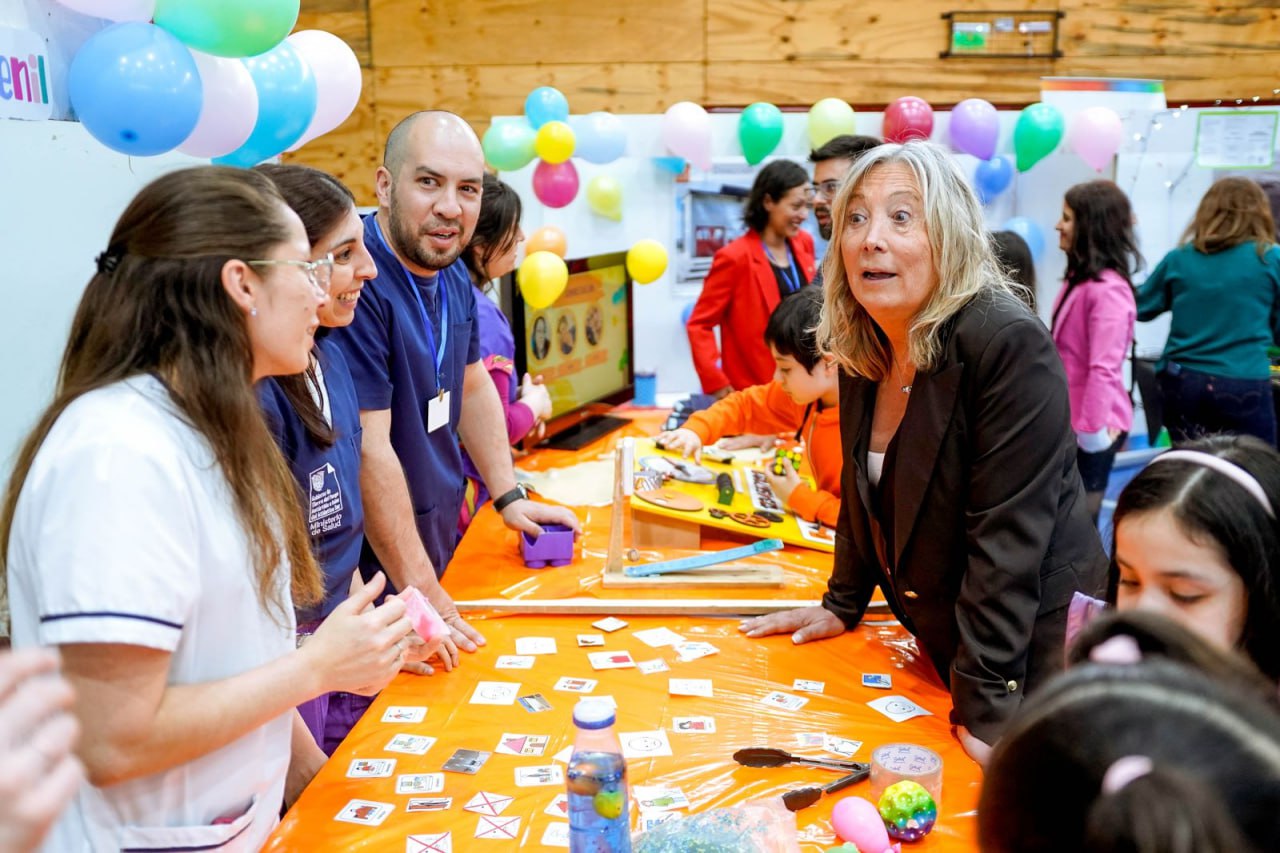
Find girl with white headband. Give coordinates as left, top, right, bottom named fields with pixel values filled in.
left=1109, top=435, right=1280, bottom=680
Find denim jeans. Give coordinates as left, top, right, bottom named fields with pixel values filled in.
left=1158, top=363, right=1277, bottom=446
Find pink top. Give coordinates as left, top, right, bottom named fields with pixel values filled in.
left=1051, top=269, right=1136, bottom=435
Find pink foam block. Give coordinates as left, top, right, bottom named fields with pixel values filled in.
left=397, top=587, right=449, bottom=643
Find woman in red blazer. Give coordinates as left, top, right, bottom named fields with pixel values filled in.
left=687, top=160, right=817, bottom=395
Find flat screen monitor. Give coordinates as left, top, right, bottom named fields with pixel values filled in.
left=501, top=251, right=634, bottom=450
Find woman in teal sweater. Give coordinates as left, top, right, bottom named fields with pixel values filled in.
left=1137, top=177, right=1280, bottom=444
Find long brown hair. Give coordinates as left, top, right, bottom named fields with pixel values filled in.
left=1, top=166, right=322, bottom=620
left=1183, top=177, right=1277, bottom=257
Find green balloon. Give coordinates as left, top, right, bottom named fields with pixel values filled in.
left=483, top=120, right=537, bottom=172
left=154, top=0, right=299, bottom=59
left=1014, top=102, right=1065, bottom=172
left=739, top=102, right=784, bottom=166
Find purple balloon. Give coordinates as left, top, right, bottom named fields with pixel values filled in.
left=950, top=98, right=999, bottom=160
left=532, top=159, right=579, bottom=208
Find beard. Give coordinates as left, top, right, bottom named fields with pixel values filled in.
left=815, top=207, right=833, bottom=241
left=387, top=184, right=465, bottom=272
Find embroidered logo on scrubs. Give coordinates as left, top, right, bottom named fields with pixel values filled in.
left=307, top=462, right=344, bottom=535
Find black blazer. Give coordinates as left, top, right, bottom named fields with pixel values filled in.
left=824, top=289, right=1107, bottom=743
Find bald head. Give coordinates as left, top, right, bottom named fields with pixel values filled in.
left=383, top=111, right=482, bottom=178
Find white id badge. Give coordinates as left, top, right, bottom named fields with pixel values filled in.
left=427, top=391, right=451, bottom=433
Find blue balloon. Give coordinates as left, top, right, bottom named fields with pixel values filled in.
left=653, top=156, right=687, bottom=175
left=214, top=41, right=316, bottom=168
left=524, top=86, right=569, bottom=130
left=573, top=111, right=627, bottom=164
left=68, top=23, right=202, bottom=157
left=680, top=301, right=696, bottom=326
left=1002, top=216, right=1046, bottom=262
left=974, top=155, right=1015, bottom=205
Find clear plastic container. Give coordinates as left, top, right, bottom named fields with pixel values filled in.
left=567, top=700, right=632, bottom=852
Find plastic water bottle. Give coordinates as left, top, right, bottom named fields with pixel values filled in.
left=567, top=700, right=631, bottom=852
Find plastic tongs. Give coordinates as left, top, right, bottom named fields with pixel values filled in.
left=732, top=747, right=871, bottom=812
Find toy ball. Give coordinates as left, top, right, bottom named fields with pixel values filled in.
left=593, top=786, right=625, bottom=819
left=878, top=780, right=937, bottom=842
left=832, top=795, right=892, bottom=852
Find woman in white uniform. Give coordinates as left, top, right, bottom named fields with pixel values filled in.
left=0, top=167, right=414, bottom=851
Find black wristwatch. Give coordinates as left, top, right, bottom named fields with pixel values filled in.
left=493, top=483, right=530, bottom=512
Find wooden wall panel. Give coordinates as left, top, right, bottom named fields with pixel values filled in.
left=284, top=68, right=380, bottom=205
left=295, top=0, right=371, bottom=66
left=1061, top=1, right=1280, bottom=57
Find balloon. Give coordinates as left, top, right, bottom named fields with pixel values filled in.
left=662, top=101, right=712, bottom=171
left=586, top=175, right=623, bottom=221
left=55, top=0, right=154, bottom=21
left=949, top=98, right=999, bottom=160
left=67, top=23, right=202, bottom=157
left=1002, top=216, right=1046, bottom=262
left=680, top=301, right=696, bottom=326
left=525, top=226, right=567, bottom=258
left=831, top=796, right=892, bottom=853
left=1013, top=102, right=1065, bottom=172
left=653, top=156, right=687, bottom=175
left=531, top=159, right=579, bottom=208
left=974, top=155, right=1015, bottom=205
left=213, top=40, right=316, bottom=168
left=808, top=98, right=857, bottom=149
left=626, top=239, right=668, bottom=284
left=179, top=50, right=258, bottom=158
left=883, top=96, right=934, bottom=143
left=518, top=251, right=569, bottom=309
left=154, top=0, right=299, bottom=59
left=482, top=120, right=537, bottom=171
left=738, top=102, right=784, bottom=165
left=284, top=30, right=361, bottom=151
left=573, top=112, right=627, bottom=164
left=524, top=86, right=569, bottom=129
left=1069, top=106, right=1124, bottom=172
left=534, top=120, right=575, bottom=164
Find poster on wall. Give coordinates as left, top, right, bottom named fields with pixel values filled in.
left=1195, top=111, right=1278, bottom=169
left=0, top=26, right=53, bottom=121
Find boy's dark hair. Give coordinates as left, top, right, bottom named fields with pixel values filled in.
left=743, top=160, right=810, bottom=233
left=764, top=287, right=823, bottom=371
left=990, top=229, right=1037, bottom=312
left=809, top=134, right=882, bottom=163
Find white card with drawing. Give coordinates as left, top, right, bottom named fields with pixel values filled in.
left=619, top=729, right=673, bottom=759
left=868, top=695, right=932, bottom=723
left=470, top=681, right=520, bottom=705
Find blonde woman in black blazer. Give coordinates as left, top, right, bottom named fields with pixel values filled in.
left=741, top=142, right=1107, bottom=763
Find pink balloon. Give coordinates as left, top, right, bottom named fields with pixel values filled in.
left=285, top=30, right=362, bottom=151
left=532, top=159, right=579, bottom=208
left=1069, top=106, right=1124, bottom=172
left=949, top=98, right=999, bottom=160
left=661, top=101, right=712, bottom=171
left=832, top=796, right=893, bottom=853
left=883, top=96, right=934, bottom=144
left=179, top=51, right=258, bottom=158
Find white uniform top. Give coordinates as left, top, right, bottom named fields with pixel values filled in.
left=6, top=375, right=294, bottom=852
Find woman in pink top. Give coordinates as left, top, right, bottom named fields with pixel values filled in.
left=1052, top=180, right=1143, bottom=522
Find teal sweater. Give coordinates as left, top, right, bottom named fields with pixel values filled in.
left=1136, top=241, right=1280, bottom=379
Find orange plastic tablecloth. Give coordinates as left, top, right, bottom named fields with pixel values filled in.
left=265, top=613, right=981, bottom=851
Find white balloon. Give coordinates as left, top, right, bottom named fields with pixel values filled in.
left=54, top=0, right=155, bottom=22
left=178, top=51, right=257, bottom=159
left=284, top=30, right=361, bottom=152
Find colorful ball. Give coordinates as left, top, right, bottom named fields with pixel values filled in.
left=878, top=780, right=937, bottom=842
left=593, top=786, right=625, bottom=819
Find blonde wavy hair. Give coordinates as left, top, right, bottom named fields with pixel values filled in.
left=817, top=141, right=1019, bottom=379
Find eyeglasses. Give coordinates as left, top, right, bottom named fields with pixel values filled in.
left=247, top=252, right=334, bottom=295
left=812, top=180, right=842, bottom=199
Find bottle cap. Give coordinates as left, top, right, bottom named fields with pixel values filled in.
left=572, top=699, right=616, bottom=729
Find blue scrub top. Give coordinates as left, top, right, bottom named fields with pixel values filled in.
left=328, top=213, right=480, bottom=581
left=258, top=336, right=365, bottom=620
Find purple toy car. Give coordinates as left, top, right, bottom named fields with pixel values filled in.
left=521, top=523, right=576, bottom=568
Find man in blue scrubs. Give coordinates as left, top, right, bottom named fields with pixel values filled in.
left=331, top=111, right=580, bottom=662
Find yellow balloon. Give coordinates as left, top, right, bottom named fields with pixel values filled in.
left=626, top=239, right=668, bottom=285
left=534, top=120, right=576, bottom=164
left=517, top=251, right=569, bottom=309
left=808, top=97, right=857, bottom=150
left=586, top=175, right=623, bottom=221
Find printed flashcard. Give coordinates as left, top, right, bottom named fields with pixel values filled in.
left=668, top=678, right=714, bottom=698
left=632, top=627, right=685, bottom=648
left=674, top=641, right=719, bottom=662
left=406, top=797, right=452, bottom=813
left=576, top=633, right=605, bottom=647
left=518, top=693, right=553, bottom=713
left=637, top=658, right=670, bottom=675
left=443, top=749, right=491, bottom=774
left=793, top=678, right=826, bottom=694
left=761, top=691, right=809, bottom=711
left=385, top=734, right=436, bottom=755
left=544, top=793, right=569, bottom=817
left=463, top=791, right=513, bottom=816
left=495, top=655, right=535, bottom=669
left=335, top=799, right=393, bottom=826
left=515, top=764, right=565, bottom=787
left=495, top=733, right=550, bottom=757
left=553, top=676, right=597, bottom=693
left=868, top=695, right=933, bottom=723
left=516, top=637, right=557, bottom=655
left=824, top=735, right=864, bottom=758
left=470, top=681, right=520, bottom=705
left=592, top=617, right=628, bottom=633
left=862, top=673, right=893, bottom=689
left=347, top=758, right=395, bottom=778
left=637, top=810, right=680, bottom=832
left=795, top=732, right=826, bottom=748
left=395, top=773, right=444, bottom=794
left=541, top=822, right=570, bottom=847
left=619, top=729, right=673, bottom=759
left=382, top=705, right=427, bottom=723
left=552, top=745, right=573, bottom=764
left=671, top=715, right=716, bottom=734
left=405, top=832, right=452, bottom=852
left=474, top=815, right=521, bottom=840
left=633, top=785, right=690, bottom=812
left=588, top=650, right=636, bottom=670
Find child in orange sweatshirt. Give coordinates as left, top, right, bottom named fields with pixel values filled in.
left=657, top=287, right=841, bottom=528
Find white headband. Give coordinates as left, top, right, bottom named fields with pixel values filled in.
left=1149, top=449, right=1275, bottom=518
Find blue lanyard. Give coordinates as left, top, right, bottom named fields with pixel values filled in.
left=370, top=215, right=449, bottom=390
left=763, top=240, right=802, bottom=295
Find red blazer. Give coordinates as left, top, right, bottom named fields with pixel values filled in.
left=686, top=229, right=817, bottom=393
